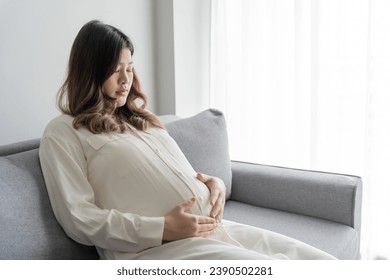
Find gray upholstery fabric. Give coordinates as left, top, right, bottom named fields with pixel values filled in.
left=0, top=148, right=98, bottom=259
left=0, top=138, right=40, bottom=156
left=231, top=161, right=362, bottom=232
left=164, top=109, right=232, bottom=199
left=158, top=115, right=181, bottom=124
left=224, top=200, right=359, bottom=260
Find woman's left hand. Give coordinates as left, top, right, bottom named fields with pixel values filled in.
left=196, top=172, right=226, bottom=223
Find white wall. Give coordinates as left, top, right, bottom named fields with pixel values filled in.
left=153, top=0, right=211, bottom=117
left=153, top=0, right=176, bottom=115
left=0, top=0, right=157, bottom=145
left=0, top=0, right=211, bottom=145
left=173, top=0, right=211, bottom=117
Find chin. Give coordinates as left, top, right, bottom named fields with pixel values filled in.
left=115, top=101, right=127, bottom=108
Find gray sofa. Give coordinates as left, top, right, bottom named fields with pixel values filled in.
left=0, top=109, right=362, bottom=259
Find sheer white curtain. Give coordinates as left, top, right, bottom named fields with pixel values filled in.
left=210, top=0, right=390, bottom=260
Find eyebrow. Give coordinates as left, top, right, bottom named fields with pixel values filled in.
left=119, top=61, right=133, bottom=66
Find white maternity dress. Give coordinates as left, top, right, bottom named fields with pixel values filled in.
left=39, top=115, right=336, bottom=260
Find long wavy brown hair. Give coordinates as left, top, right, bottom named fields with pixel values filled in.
left=57, top=20, right=163, bottom=133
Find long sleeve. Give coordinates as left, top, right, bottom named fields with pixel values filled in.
left=39, top=127, right=165, bottom=254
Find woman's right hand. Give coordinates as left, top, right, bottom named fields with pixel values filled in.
left=162, top=197, right=217, bottom=241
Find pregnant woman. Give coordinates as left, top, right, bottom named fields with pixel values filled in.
left=39, top=20, right=335, bottom=260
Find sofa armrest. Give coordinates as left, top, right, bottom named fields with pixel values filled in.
left=230, top=161, right=362, bottom=232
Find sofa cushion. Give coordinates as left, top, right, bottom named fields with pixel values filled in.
left=0, top=148, right=98, bottom=259
left=224, top=200, right=359, bottom=259
left=164, top=109, right=232, bottom=199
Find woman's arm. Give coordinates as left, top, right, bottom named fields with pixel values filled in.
left=39, top=133, right=164, bottom=253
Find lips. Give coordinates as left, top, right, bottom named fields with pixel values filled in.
left=116, top=89, right=128, bottom=96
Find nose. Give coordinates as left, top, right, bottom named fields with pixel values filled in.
left=120, top=72, right=130, bottom=85
left=118, top=69, right=134, bottom=86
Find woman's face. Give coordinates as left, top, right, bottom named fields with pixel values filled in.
left=102, top=48, right=134, bottom=108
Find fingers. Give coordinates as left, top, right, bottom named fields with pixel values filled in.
left=178, top=197, right=218, bottom=223
left=192, top=215, right=217, bottom=237
left=179, top=196, right=196, bottom=211
left=197, top=224, right=217, bottom=236
left=196, top=172, right=226, bottom=222
left=209, top=189, right=225, bottom=221
left=196, top=172, right=219, bottom=206
left=211, top=206, right=223, bottom=223
left=215, top=207, right=224, bottom=223
left=196, top=215, right=216, bottom=224
left=163, top=198, right=218, bottom=241
left=209, top=187, right=219, bottom=207
left=196, top=172, right=209, bottom=182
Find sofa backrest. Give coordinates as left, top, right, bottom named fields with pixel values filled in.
left=163, top=109, right=232, bottom=198
left=0, top=140, right=98, bottom=259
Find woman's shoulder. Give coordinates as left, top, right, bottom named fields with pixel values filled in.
left=48, top=114, right=74, bottom=125
left=42, top=114, right=83, bottom=141
left=44, top=114, right=74, bottom=133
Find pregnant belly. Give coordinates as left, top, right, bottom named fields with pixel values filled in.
left=91, top=165, right=213, bottom=218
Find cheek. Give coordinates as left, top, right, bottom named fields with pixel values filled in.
left=102, top=80, right=115, bottom=96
